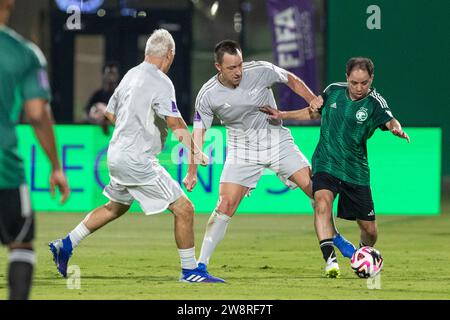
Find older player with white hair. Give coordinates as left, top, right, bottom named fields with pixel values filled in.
left=49, top=29, right=224, bottom=283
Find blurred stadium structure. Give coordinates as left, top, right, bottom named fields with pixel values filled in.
left=8, top=0, right=450, bottom=194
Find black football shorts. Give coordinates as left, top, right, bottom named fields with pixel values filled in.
left=312, top=172, right=375, bottom=221
left=0, top=186, right=35, bottom=245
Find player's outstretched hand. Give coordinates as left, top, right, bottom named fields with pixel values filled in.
left=183, top=172, right=197, bottom=192
left=50, top=169, right=70, bottom=204
left=259, top=105, right=283, bottom=120
left=309, top=95, right=324, bottom=112
left=391, top=128, right=410, bottom=143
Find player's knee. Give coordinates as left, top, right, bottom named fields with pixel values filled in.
left=314, top=198, right=332, bottom=216
left=104, top=201, right=128, bottom=219
left=172, top=197, right=194, bottom=220
left=217, top=196, right=238, bottom=215
left=183, top=199, right=195, bottom=217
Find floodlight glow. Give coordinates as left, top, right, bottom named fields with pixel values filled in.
left=210, top=1, right=219, bottom=17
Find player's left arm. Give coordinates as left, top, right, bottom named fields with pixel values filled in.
left=385, top=118, right=410, bottom=143
left=286, top=72, right=322, bottom=108
left=24, top=99, right=70, bottom=204
left=21, top=45, right=70, bottom=204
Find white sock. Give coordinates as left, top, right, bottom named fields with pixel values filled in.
left=198, top=210, right=231, bottom=265
left=178, top=247, right=197, bottom=270
left=68, top=222, right=91, bottom=249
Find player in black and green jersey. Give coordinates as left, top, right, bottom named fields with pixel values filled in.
left=0, top=0, right=70, bottom=299
left=260, top=57, right=409, bottom=278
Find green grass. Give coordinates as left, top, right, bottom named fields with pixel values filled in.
left=1, top=205, right=450, bottom=300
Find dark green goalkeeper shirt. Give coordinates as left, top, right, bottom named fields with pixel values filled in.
left=0, top=26, right=51, bottom=188
left=312, top=82, right=394, bottom=186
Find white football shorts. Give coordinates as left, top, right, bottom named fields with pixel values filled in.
left=103, top=165, right=184, bottom=215
left=220, top=135, right=310, bottom=191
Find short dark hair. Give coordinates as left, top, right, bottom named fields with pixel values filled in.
left=346, top=57, right=374, bottom=77
left=214, top=40, right=241, bottom=64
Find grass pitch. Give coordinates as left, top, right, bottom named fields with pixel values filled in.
left=0, top=202, right=449, bottom=300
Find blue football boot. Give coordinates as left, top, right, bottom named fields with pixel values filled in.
left=49, top=236, right=73, bottom=278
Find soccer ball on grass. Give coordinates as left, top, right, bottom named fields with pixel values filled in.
left=350, top=246, right=383, bottom=278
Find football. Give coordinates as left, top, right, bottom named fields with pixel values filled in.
left=350, top=246, right=383, bottom=278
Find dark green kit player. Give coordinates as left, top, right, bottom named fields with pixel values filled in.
left=0, top=0, right=69, bottom=299
left=259, top=57, right=409, bottom=277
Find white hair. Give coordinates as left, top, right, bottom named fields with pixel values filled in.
left=145, top=29, right=175, bottom=57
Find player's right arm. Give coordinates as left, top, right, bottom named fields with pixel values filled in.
left=259, top=103, right=322, bottom=121
left=260, top=82, right=336, bottom=120
left=104, top=89, right=118, bottom=124
left=104, top=111, right=116, bottom=124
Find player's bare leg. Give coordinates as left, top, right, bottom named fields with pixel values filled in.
left=198, top=183, right=248, bottom=268
left=83, top=201, right=130, bottom=232
left=170, top=195, right=225, bottom=283
left=216, top=182, right=249, bottom=217
left=314, top=189, right=340, bottom=277
left=49, top=201, right=129, bottom=277
left=169, top=195, right=195, bottom=250
left=291, top=168, right=355, bottom=259
left=313, top=190, right=335, bottom=241
left=288, top=166, right=313, bottom=198
left=168, top=195, right=198, bottom=272
left=8, top=242, right=34, bottom=300
left=357, top=219, right=378, bottom=247
left=330, top=214, right=356, bottom=258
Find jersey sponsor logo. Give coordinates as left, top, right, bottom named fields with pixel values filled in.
left=171, top=101, right=178, bottom=112
left=331, top=102, right=337, bottom=109
left=356, top=107, right=368, bottom=122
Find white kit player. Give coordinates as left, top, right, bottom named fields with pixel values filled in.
left=49, top=29, right=224, bottom=283
left=183, top=40, right=323, bottom=280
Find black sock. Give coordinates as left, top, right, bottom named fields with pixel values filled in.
left=319, top=238, right=337, bottom=262
left=8, top=249, right=35, bottom=300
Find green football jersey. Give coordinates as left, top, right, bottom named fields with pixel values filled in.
left=312, top=82, right=394, bottom=186
left=0, top=26, right=51, bottom=188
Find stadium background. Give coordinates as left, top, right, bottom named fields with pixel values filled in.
left=8, top=0, right=449, bottom=212
left=1, top=0, right=449, bottom=300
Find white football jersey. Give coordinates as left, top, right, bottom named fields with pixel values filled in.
left=106, top=62, right=181, bottom=185
left=193, top=61, right=293, bottom=151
